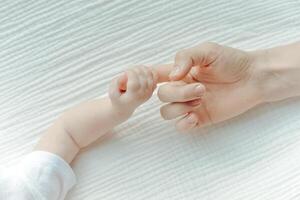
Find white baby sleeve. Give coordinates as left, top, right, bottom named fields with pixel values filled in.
left=0, top=151, right=76, bottom=200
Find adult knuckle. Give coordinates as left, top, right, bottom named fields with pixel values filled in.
left=199, top=42, right=221, bottom=63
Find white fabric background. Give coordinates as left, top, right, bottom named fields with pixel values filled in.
left=0, top=0, right=300, bottom=199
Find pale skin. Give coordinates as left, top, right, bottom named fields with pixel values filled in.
left=35, top=66, right=160, bottom=163
left=35, top=41, right=300, bottom=163
left=157, top=41, right=300, bottom=131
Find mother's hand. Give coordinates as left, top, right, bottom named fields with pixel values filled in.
left=156, top=42, right=266, bottom=131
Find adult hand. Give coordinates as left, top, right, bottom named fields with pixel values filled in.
left=156, top=42, right=266, bottom=131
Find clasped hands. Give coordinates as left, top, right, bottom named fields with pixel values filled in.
left=37, top=41, right=300, bottom=162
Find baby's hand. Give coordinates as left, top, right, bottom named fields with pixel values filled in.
left=109, top=66, right=158, bottom=118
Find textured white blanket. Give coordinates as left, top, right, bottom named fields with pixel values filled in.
left=1, top=0, right=300, bottom=199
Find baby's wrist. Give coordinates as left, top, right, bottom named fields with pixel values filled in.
left=111, top=104, right=135, bottom=122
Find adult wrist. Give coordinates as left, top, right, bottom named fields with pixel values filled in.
left=249, top=45, right=300, bottom=104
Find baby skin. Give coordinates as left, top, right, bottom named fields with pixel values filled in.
left=35, top=66, right=158, bottom=163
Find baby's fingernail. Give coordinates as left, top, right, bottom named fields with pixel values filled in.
left=169, top=65, right=181, bottom=77
left=194, top=85, right=205, bottom=97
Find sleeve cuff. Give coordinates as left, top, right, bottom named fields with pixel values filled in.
left=20, top=151, right=77, bottom=197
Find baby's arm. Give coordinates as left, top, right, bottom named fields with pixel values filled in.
left=35, top=66, right=158, bottom=163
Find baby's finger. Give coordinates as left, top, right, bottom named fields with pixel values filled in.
left=126, top=69, right=141, bottom=91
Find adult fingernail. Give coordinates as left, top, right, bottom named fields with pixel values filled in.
left=194, top=85, right=205, bottom=97
left=189, top=99, right=202, bottom=106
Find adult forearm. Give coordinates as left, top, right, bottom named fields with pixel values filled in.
left=251, top=42, right=300, bottom=103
